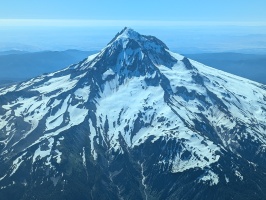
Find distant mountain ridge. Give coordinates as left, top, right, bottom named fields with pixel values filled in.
left=186, top=52, right=266, bottom=85
left=0, top=50, right=97, bottom=85
left=0, top=28, right=266, bottom=200
left=0, top=50, right=265, bottom=86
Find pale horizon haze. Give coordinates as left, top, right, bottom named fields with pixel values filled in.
left=1, top=0, right=266, bottom=53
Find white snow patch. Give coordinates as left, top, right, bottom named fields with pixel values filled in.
left=225, top=175, right=229, bottom=183
left=9, top=152, right=27, bottom=176
left=198, top=170, right=219, bottom=186
left=102, top=69, right=115, bottom=80
left=0, top=85, right=16, bottom=95
left=235, top=170, right=243, bottom=181
left=67, top=104, right=87, bottom=127
left=31, top=74, right=78, bottom=94
left=140, top=163, right=148, bottom=200
left=88, top=119, right=97, bottom=160
left=74, top=86, right=90, bottom=102
left=45, top=95, right=70, bottom=131
left=54, top=149, right=62, bottom=164
left=82, top=147, right=86, bottom=167
left=0, top=174, right=7, bottom=181
left=78, top=53, right=99, bottom=70
left=32, top=138, right=54, bottom=166
left=58, top=136, right=64, bottom=141
left=166, top=49, right=184, bottom=60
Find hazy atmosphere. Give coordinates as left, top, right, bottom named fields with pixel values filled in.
left=1, top=0, right=266, bottom=53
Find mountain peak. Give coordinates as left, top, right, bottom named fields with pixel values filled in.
left=1, top=28, right=266, bottom=200
left=107, top=27, right=139, bottom=45
left=118, top=27, right=140, bottom=40
left=107, top=27, right=169, bottom=50
left=75, top=28, right=174, bottom=73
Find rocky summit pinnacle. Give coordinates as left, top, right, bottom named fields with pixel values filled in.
left=0, top=28, right=266, bottom=200
left=107, top=27, right=169, bottom=51
left=111, top=27, right=140, bottom=40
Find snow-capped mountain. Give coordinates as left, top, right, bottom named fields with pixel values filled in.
left=0, top=27, right=266, bottom=200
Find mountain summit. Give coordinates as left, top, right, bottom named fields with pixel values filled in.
left=0, top=28, right=266, bottom=200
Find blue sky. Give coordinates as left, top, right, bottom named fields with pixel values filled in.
left=0, top=1, right=266, bottom=52
left=1, top=0, right=266, bottom=24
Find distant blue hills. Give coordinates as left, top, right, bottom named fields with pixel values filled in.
left=0, top=50, right=265, bottom=86
left=0, top=50, right=97, bottom=86
left=186, top=52, right=266, bottom=85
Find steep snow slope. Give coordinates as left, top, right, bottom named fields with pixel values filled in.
left=0, top=28, right=266, bottom=200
